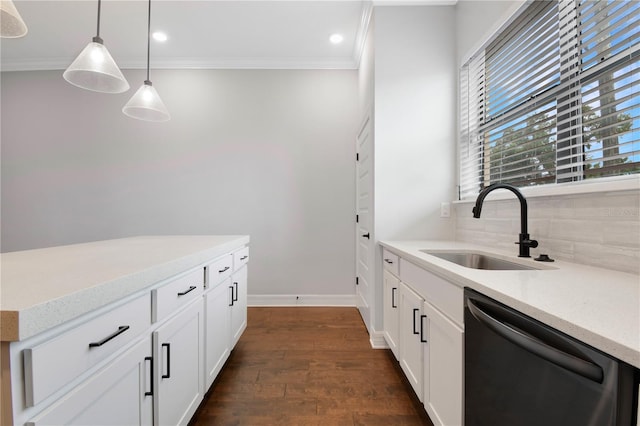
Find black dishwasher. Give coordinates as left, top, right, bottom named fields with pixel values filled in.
left=464, top=288, right=638, bottom=426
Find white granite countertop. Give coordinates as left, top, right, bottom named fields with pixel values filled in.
left=1, top=235, right=249, bottom=342
left=380, top=240, right=640, bottom=369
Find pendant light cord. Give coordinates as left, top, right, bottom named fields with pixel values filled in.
left=94, top=0, right=102, bottom=43
left=145, top=0, right=151, bottom=83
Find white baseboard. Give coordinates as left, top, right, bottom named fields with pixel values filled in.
left=369, top=330, right=389, bottom=349
left=248, top=294, right=358, bottom=307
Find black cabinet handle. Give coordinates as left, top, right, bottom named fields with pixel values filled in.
left=391, top=287, right=397, bottom=308
left=162, top=343, right=171, bottom=379
left=384, top=258, right=393, bottom=264
left=362, top=232, right=370, bottom=239
left=177, top=285, right=196, bottom=296
left=240, top=255, right=248, bottom=261
left=233, top=282, right=239, bottom=302
left=89, top=325, right=130, bottom=348
left=144, top=356, right=153, bottom=396
left=412, top=309, right=420, bottom=335
left=420, top=315, right=428, bottom=343
left=229, top=286, right=235, bottom=306
left=218, top=266, right=230, bottom=273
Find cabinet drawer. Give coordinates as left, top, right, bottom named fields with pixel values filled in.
left=382, top=249, right=399, bottom=277
left=400, top=259, right=463, bottom=326
left=23, top=294, right=151, bottom=407
left=153, top=268, right=204, bottom=323
left=207, top=254, right=233, bottom=288
left=233, top=246, right=249, bottom=270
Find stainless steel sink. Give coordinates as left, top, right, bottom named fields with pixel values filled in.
left=420, top=250, right=539, bottom=270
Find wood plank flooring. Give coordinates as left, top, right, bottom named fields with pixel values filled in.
left=190, top=307, right=433, bottom=425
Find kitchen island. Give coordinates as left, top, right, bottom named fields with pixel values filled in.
left=1, top=235, right=250, bottom=426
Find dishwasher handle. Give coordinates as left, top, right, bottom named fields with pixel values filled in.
left=467, top=297, right=604, bottom=383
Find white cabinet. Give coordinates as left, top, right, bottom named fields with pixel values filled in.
left=203, top=278, right=231, bottom=389
left=383, top=250, right=464, bottom=425
left=383, top=269, right=400, bottom=359
left=399, top=282, right=426, bottom=402
left=230, top=264, right=248, bottom=348
left=7, top=242, right=249, bottom=426
left=27, top=336, right=153, bottom=426
left=153, top=299, right=204, bottom=426
left=422, top=301, right=463, bottom=426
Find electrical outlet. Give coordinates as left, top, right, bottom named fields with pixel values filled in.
left=440, top=202, right=451, bottom=218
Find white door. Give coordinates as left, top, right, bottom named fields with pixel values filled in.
left=230, top=264, right=248, bottom=347
left=154, top=300, right=204, bottom=426
left=204, top=279, right=231, bottom=389
left=400, top=283, right=425, bottom=402
left=355, top=111, right=374, bottom=333
left=27, top=337, right=153, bottom=426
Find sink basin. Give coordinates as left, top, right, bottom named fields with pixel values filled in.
left=420, top=250, right=539, bottom=271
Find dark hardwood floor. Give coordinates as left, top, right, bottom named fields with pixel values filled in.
left=190, top=307, right=433, bottom=425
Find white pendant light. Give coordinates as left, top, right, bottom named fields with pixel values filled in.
left=63, top=0, right=129, bottom=94
left=123, top=0, right=169, bottom=122
left=0, top=0, right=27, bottom=38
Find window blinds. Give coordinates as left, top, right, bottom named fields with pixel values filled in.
left=459, top=0, right=639, bottom=200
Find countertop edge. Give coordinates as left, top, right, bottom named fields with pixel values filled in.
left=1, top=235, right=250, bottom=342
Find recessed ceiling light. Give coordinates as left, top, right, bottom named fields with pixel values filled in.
left=329, top=33, right=344, bottom=45
left=152, top=32, right=168, bottom=42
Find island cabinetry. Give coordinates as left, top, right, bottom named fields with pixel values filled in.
left=382, top=249, right=400, bottom=358
left=203, top=277, right=231, bottom=389
left=23, top=293, right=151, bottom=408
left=2, top=237, right=250, bottom=426
left=230, top=264, right=248, bottom=347
left=202, top=253, right=233, bottom=390
left=24, top=336, right=153, bottom=426
left=153, top=298, right=204, bottom=426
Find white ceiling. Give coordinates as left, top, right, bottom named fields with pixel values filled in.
left=0, top=0, right=455, bottom=71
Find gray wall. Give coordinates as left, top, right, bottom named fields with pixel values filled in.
left=1, top=68, right=359, bottom=297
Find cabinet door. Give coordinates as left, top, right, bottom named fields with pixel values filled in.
left=383, top=269, right=400, bottom=359
left=423, top=301, right=463, bottom=426
left=27, top=337, right=153, bottom=426
left=204, top=279, right=231, bottom=390
left=399, top=282, right=425, bottom=402
left=154, top=300, right=204, bottom=426
left=230, top=265, right=247, bottom=347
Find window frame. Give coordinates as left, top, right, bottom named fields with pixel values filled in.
left=457, top=0, right=640, bottom=201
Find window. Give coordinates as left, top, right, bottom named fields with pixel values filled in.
left=459, top=0, right=639, bottom=200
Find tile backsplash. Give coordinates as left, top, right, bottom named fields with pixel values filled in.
left=453, top=190, right=640, bottom=275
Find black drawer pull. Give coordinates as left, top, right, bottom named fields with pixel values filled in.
left=362, top=232, right=370, bottom=239
left=177, top=285, right=196, bottom=296
left=233, top=282, right=239, bottom=302
left=384, top=258, right=393, bottom=264
left=391, top=287, right=397, bottom=308
left=162, top=343, right=171, bottom=379
left=412, top=309, right=420, bottom=335
left=144, top=356, right=153, bottom=396
left=89, top=325, right=130, bottom=348
left=420, top=315, right=428, bottom=343
left=218, top=266, right=230, bottom=273
left=240, top=255, right=248, bottom=261
left=229, top=286, right=235, bottom=306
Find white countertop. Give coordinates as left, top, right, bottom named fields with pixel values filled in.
left=380, top=240, right=640, bottom=369
left=1, top=235, right=249, bottom=342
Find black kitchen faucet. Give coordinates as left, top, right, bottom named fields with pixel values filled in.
left=472, top=183, right=538, bottom=258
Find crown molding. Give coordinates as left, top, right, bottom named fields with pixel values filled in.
left=0, top=56, right=359, bottom=72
